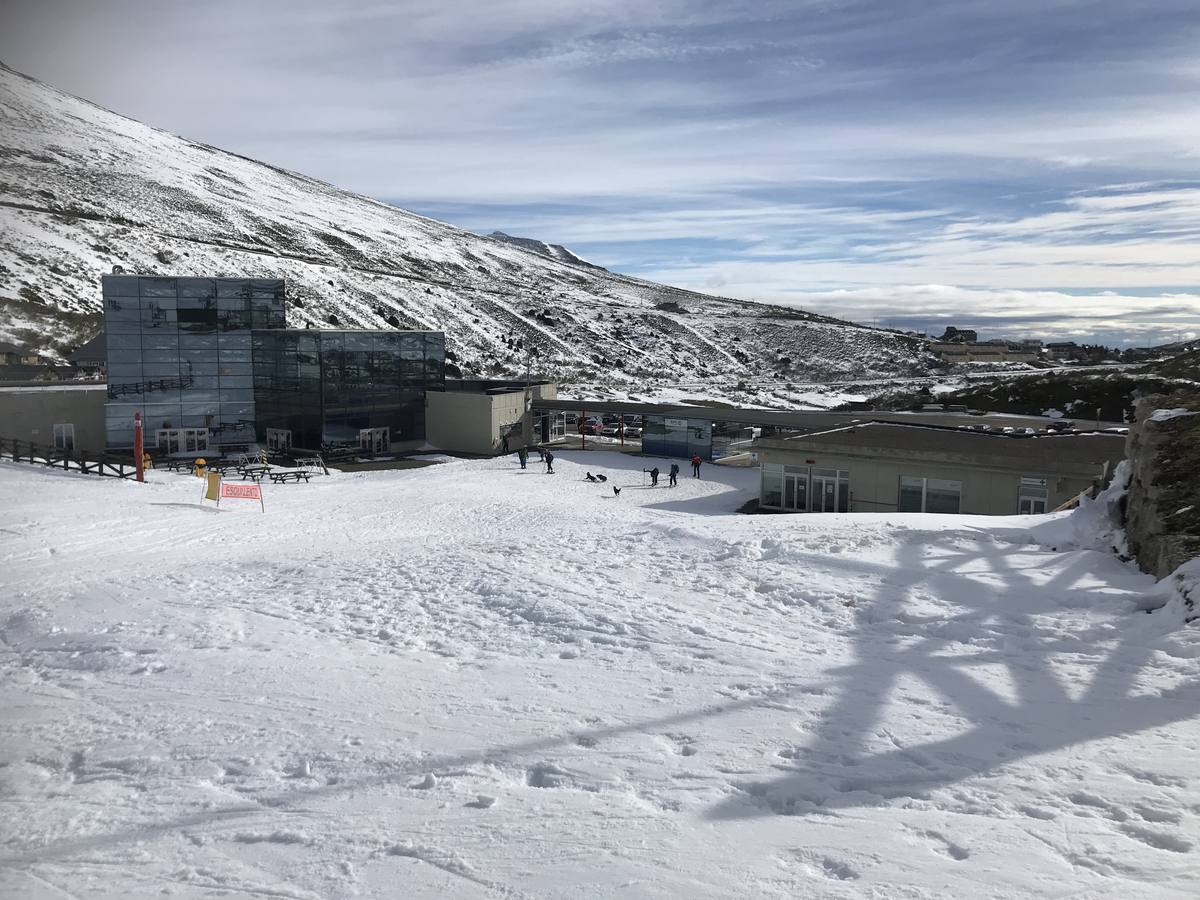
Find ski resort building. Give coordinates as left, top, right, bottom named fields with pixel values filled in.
left=101, top=275, right=445, bottom=455
left=754, top=423, right=1126, bottom=515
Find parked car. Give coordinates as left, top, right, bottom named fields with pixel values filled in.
left=623, top=427, right=642, bottom=439
left=579, top=423, right=599, bottom=435
left=601, top=425, right=623, bottom=438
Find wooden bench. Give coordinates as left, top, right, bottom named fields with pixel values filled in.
left=269, top=471, right=311, bottom=484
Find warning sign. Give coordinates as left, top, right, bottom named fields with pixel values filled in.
left=219, top=480, right=265, bottom=512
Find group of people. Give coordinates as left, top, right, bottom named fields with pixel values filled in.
left=510, top=443, right=703, bottom=486
left=514, top=445, right=554, bottom=473
left=644, top=454, right=703, bottom=486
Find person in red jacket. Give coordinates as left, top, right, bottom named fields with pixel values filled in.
left=690, top=454, right=702, bottom=478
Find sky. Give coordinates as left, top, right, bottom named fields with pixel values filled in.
left=2, top=0, right=1199, bottom=346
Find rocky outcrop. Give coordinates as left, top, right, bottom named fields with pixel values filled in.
left=1124, top=391, right=1200, bottom=578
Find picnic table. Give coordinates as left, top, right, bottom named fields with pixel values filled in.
left=239, top=465, right=271, bottom=482
left=164, top=460, right=192, bottom=472
left=269, top=471, right=312, bottom=484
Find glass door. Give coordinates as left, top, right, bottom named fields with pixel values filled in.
left=811, top=468, right=849, bottom=512
left=783, top=467, right=809, bottom=511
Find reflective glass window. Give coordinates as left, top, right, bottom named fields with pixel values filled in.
left=139, top=278, right=178, bottom=298
left=926, top=479, right=962, bottom=514
left=898, top=476, right=925, bottom=512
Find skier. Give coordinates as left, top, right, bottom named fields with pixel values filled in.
left=545, top=450, right=555, bottom=474
left=517, top=447, right=527, bottom=469
left=691, top=454, right=702, bottom=478
left=649, top=466, right=660, bottom=486
left=669, top=462, right=679, bottom=487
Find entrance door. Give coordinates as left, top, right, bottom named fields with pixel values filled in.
left=783, top=469, right=809, bottom=511
left=52, top=423, right=75, bottom=452
left=813, top=476, right=837, bottom=512
left=811, top=469, right=848, bottom=512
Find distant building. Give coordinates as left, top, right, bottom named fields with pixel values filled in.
left=68, top=332, right=107, bottom=375
left=1046, top=341, right=1079, bottom=355
left=754, top=423, right=1125, bottom=515
left=932, top=342, right=1037, bottom=364
left=939, top=327, right=978, bottom=343
left=0, top=341, right=66, bottom=381
left=0, top=341, right=48, bottom=366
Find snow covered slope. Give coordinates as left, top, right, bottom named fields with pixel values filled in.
left=1, top=456, right=1197, bottom=898
left=0, top=63, right=935, bottom=403
left=487, top=231, right=605, bottom=271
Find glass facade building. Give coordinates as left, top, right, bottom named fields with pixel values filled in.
left=252, top=330, right=444, bottom=450
left=102, top=275, right=444, bottom=454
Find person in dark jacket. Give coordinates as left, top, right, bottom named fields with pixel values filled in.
left=691, top=454, right=702, bottom=478
left=649, top=466, right=659, bottom=486
left=545, top=451, right=555, bottom=474
left=517, top=447, right=527, bottom=469
left=502, top=433, right=510, bottom=454
left=669, top=463, right=679, bottom=487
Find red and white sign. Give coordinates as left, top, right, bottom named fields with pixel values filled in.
left=220, top=482, right=261, bottom=500
left=219, top=481, right=265, bottom=511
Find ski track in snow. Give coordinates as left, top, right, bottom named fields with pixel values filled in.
left=0, top=452, right=1198, bottom=899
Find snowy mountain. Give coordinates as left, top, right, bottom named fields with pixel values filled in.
left=0, top=62, right=937, bottom=404
left=486, top=231, right=606, bottom=271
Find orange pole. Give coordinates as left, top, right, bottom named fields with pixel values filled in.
left=133, top=411, right=145, bottom=483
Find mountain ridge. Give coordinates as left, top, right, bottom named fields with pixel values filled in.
left=0, top=63, right=936, bottom=404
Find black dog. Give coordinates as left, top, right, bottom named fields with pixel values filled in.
left=586, top=472, right=598, bottom=482
left=613, top=486, right=621, bottom=497
left=595, top=474, right=607, bottom=482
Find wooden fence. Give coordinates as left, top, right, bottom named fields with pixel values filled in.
left=0, top=437, right=137, bottom=479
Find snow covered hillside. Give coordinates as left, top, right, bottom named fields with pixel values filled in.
left=1, top=456, right=1197, bottom=898
left=0, top=63, right=935, bottom=404
left=487, top=232, right=605, bottom=271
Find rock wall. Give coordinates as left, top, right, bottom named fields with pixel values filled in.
left=1124, top=391, right=1200, bottom=578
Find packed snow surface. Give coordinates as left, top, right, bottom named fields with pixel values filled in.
left=1, top=453, right=1198, bottom=898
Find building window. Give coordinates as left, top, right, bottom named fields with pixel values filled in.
left=898, top=476, right=962, bottom=513
left=761, top=463, right=784, bottom=508
left=52, top=423, right=75, bottom=451
left=1019, top=476, right=1049, bottom=514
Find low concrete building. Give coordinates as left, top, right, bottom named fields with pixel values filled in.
left=0, top=383, right=108, bottom=452
left=754, top=423, right=1125, bottom=515
left=426, top=380, right=557, bottom=455
left=932, top=342, right=1038, bottom=364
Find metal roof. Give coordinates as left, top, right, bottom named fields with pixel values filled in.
left=531, top=398, right=1123, bottom=432
left=757, top=421, right=1126, bottom=467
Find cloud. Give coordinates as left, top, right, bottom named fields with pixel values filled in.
left=1, top=0, right=1199, bottom=342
